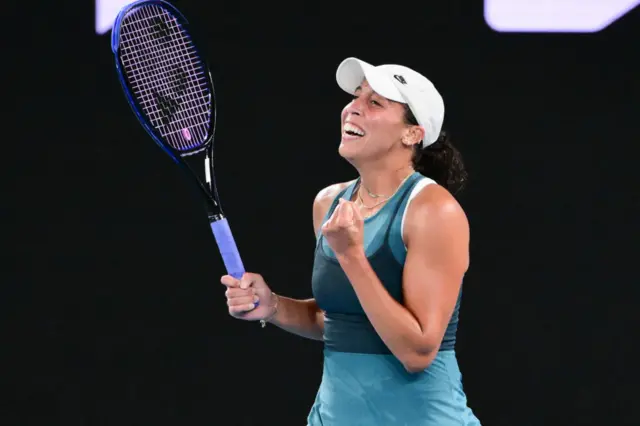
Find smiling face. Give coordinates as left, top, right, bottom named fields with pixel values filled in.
left=339, top=80, right=423, bottom=166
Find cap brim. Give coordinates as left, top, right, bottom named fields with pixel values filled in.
left=336, top=57, right=405, bottom=103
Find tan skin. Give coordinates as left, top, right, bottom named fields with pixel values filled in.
left=221, top=80, right=469, bottom=372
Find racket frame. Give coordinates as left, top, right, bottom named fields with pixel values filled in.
left=111, top=0, right=246, bottom=279
left=111, top=0, right=222, bottom=216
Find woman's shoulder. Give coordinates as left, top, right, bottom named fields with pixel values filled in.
left=314, top=180, right=356, bottom=204
left=312, top=180, right=357, bottom=234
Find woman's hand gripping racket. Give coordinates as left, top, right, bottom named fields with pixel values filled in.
left=111, top=0, right=246, bottom=281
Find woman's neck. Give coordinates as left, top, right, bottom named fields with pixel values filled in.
left=357, top=164, right=415, bottom=199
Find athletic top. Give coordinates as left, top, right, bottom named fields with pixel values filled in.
left=311, top=171, right=462, bottom=354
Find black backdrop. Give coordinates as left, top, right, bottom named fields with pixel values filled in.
left=5, top=1, right=639, bottom=425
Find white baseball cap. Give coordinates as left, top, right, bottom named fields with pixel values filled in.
left=335, top=57, right=445, bottom=147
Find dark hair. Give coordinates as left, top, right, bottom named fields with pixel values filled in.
left=403, top=105, right=468, bottom=195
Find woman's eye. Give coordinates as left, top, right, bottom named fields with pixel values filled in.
left=350, top=95, right=381, bottom=107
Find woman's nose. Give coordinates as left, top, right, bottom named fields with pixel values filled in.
left=346, top=99, right=363, bottom=116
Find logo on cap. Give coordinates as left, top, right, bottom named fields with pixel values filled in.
left=394, top=75, right=407, bottom=85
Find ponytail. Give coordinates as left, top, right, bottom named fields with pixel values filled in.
left=403, top=106, right=468, bottom=194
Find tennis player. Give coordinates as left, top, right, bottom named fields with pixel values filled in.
left=221, top=57, right=481, bottom=425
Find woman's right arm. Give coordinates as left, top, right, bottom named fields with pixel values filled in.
left=265, top=296, right=325, bottom=340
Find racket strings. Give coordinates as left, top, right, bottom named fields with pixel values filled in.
left=121, top=8, right=208, bottom=144
left=118, top=5, right=211, bottom=152
left=121, top=8, right=208, bottom=148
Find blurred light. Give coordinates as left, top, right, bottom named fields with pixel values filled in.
left=96, top=0, right=137, bottom=34
left=485, top=0, right=639, bottom=32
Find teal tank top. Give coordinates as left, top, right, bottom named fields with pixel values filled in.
left=311, top=172, right=462, bottom=354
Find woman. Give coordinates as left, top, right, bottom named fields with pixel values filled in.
left=220, top=57, right=481, bottom=425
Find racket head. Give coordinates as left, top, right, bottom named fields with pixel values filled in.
left=111, top=0, right=217, bottom=161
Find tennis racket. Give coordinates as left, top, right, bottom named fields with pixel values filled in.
left=111, top=0, right=246, bottom=281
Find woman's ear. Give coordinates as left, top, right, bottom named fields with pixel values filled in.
left=401, top=125, right=425, bottom=147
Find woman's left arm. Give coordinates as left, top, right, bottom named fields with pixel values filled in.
left=334, top=185, right=470, bottom=373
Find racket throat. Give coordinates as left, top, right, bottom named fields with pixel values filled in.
left=208, top=213, right=225, bottom=223
left=203, top=197, right=223, bottom=219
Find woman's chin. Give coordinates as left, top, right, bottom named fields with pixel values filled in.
left=338, top=142, right=357, bottom=160
left=339, top=135, right=366, bottom=159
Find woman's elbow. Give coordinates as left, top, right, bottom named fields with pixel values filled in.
left=401, top=355, right=433, bottom=373
left=400, top=349, right=439, bottom=373
left=400, top=338, right=440, bottom=373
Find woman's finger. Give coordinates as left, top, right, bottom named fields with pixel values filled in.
left=329, top=202, right=342, bottom=223
left=336, top=200, right=353, bottom=227
left=220, top=275, right=240, bottom=288
left=225, top=287, right=254, bottom=298
left=350, top=201, right=363, bottom=222
left=229, top=303, right=258, bottom=314
left=227, top=294, right=259, bottom=307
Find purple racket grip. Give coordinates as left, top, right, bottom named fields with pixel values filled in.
left=210, top=218, right=245, bottom=279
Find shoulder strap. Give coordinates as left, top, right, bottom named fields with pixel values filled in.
left=384, top=173, right=423, bottom=241
left=316, top=181, right=357, bottom=240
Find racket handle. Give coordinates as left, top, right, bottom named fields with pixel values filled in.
left=210, top=217, right=245, bottom=280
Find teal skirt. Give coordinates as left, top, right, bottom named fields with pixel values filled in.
left=307, top=349, right=481, bottom=426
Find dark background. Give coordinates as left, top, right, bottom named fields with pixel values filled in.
left=5, top=1, right=639, bottom=425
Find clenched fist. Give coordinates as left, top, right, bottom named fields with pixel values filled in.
left=220, top=272, right=276, bottom=322
left=321, top=198, right=365, bottom=257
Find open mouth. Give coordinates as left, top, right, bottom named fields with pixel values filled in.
left=343, top=122, right=365, bottom=139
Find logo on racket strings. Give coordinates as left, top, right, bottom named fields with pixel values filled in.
left=150, top=17, right=172, bottom=42
left=154, top=91, right=181, bottom=125
left=153, top=67, right=190, bottom=126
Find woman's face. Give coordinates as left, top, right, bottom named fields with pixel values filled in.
left=338, top=80, right=413, bottom=164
